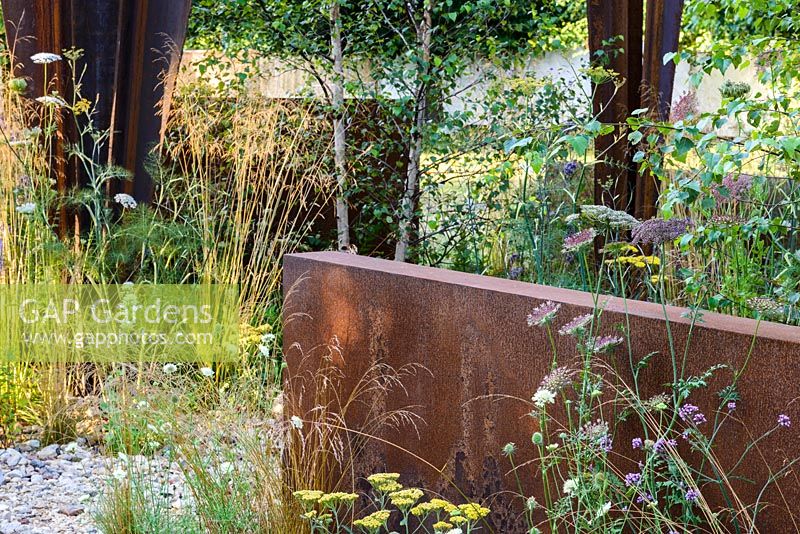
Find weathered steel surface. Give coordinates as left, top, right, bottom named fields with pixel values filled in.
left=638, top=0, right=684, bottom=220
left=284, top=252, right=800, bottom=533
left=1, top=0, right=191, bottom=211
left=587, top=0, right=643, bottom=213
left=588, top=0, right=684, bottom=221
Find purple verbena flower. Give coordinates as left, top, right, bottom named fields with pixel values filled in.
left=727, top=401, right=737, bottom=412
left=558, top=313, right=593, bottom=336
left=685, top=489, right=700, bottom=502
left=598, top=434, right=613, bottom=453
left=653, top=437, right=677, bottom=454
left=678, top=404, right=706, bottom=425
left=624, top=472, right=642, bottom=487
left=631, top=437, right=643, bottom=449
left=562, top=228, right=597, bottom=254
left=527, top=301, right=561, bottom=327
left=636, top=492, right=655, bottom=504
left=778, top=414, right=791, bottom=428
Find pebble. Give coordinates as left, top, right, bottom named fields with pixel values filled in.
left=0, top=440, right=193, bottom=533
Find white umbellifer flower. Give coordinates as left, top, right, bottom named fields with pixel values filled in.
left=31, top=52, right=62, bottom=64
left=200, top=367, right=214, bottom=377
left=35, top=95, right=68, bottom=107
left=15, top=202, right=36, bottom=215
left=290, top=415, right=303, bottom=430
left=136, top=400, right=148, bottom=409
left=114, top=193, right=137, bottom=209
left=532, top=388, right=556, bottom=408
left=258, top=344, right=270, bottom=357
left=271, top=401, right=284, bottom=419
left=596, top=502, right=611, bottom=519
left=162, top=363, right=177, bottom=374
left=446, top=529, right=463, bottom=534
left=562, top=478, right=578, bottom=495
left=147, top=441, right=161, bottom=450
left=112, top=467, right=127, bottom=481
left=261, top=332, right=276, bottom=343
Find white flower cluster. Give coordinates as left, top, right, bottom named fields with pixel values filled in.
left=30, top=52, right=62, bottom=64
left=15, top=202, right=36, bottom=215
left=114, top=193, right=138, bottom=210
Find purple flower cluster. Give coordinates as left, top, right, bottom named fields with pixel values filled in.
left=778, top=414, right=791, bottom=428
left=670, top=90, right=698, bottom=122
left=636, top=492, right=655, bottom=504
left=727, top=401, right=737, bottom=412
left=563, top=160, right=580, bottom=176
left=586, top=335, right=624, bottom=354
left=712, top=173, right=753, bottom=203
left=653, top=437, right=677, bottom=454
left=624, top=472, right=642, bottom=487
left=598, top=434, right=613, bottom=453
left=631, top=217, right=692, bottom=246
left=527, top=300, right=561, bottom=327
left=685, top=489, right=700, bottom=502
left=631, top=437, right=643, bottom=449
left=562, top=228, right=597, bottom=253
left=678, top=404, right=707, bottom=425
left=558, top=313, right=593, bottom=336
left=539, top=366, right=574, bottom=394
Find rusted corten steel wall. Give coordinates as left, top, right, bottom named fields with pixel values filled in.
left=283, top=252, right=800, bottom=533
left=1, top=0, right=191, bottom=217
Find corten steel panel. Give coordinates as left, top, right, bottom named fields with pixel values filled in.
left=1, top=0, right=191, bottom=213
left=638, top=0, right=684, bottom=220
left=588, top=0, right=643, bottom=214
left=283, top=252, right=800, bottom=533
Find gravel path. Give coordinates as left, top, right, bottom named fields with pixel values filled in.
left=0, top=441, right=190, bottom=534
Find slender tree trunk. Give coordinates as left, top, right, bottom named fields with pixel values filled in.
left=395, top=0, right=432, bottom=262
left=331, top=0, right=350, bottom=250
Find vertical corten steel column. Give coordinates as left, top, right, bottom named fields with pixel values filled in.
left=587, top=0, right=643, bottom=213
left=637, top=0, right=684, bottom=220
left=587, top=0, right=683, bottom=220
left=1, top=1, right=191, bottom=216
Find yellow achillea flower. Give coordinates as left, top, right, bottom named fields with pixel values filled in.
left=300, top=510, right=332, bottom=523
left=318, top=492, right=359, bottom=508
left=353, top=510, right=392, bottom=533
left=450, top=515, right=468, bottom=525
left=367, top=472, right=403, bottom=493
left=293, top=489, right=323, bottom=508
left=607, top=255, right=661, bottom=268
left=433, top=521, right=453, bottom=533
left=453, top=502, right=491, bottom=521
left=410, top=498, right=457, bottom=516
left=388, top=488, right=424, bottom=510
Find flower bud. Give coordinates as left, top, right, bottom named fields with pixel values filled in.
left=531, top=432, right=544, bottom=445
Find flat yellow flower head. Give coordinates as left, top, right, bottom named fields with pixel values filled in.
left=293, top=489, right=323, bottom=508
left=367, top=473, right=403, bottom=493
left=433, top=521, right=453, bottom=533
left=454, top=503, right=491, bottom=521
left=353, top=510, right=392, bottom=533
left=389, top=488, right=424, bottom=510
left=318, top=492, right=359, bottom=508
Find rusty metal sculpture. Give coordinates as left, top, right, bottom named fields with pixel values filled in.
left=1, top=0, right=191, bottom=233
left=588, top=0, right=684, bottom=220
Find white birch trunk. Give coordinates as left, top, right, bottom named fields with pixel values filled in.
left=394, top=0, right=432, bottom=262
left=331, top=0, right=350, bottom=250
